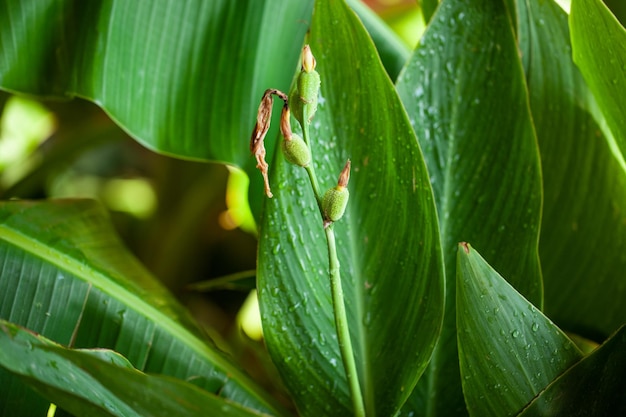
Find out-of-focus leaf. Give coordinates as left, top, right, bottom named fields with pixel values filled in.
left=456, top=244, right=582, bottom=417
left=0, top=320, right=276, bottom=417
left=422, top=0, right=439, bottom=23
left=346, top=0, right=410, bottom=80
left=257, top=0, right=444, bottom=415
left=395, top=0, right=542, bottom=414
left=570, top=0, right=626, bottom=162
left=518, top=0, right=626, bottom=338
left=517, top=325, right=626, bottom=417
left=0, top=0, right=313, bottom=167
left=0, top=199, right=284, bottom=416
left=187, top=270, right=257, bottom=292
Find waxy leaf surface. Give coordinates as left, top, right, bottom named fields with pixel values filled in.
left=518, top=0, right=626, bottom=337
left=396, top=0, right=542, bottom=414
left=257, top=0, right=444, bottom=416
left=456, top=244, right=582, bottom=417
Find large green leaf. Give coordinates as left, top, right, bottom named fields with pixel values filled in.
left=0, top=320, right=274, bottom=417
left=257, top=0, right=444, bottom=415
left=0, top=0, right=312, bottom=166
left=518, top=325, right=626, bottom=416
left=517, top=0, right=626, bottom=337
left=570, top=0, right=626, bottom=161
left=395, top=0, right=543, bottom=414
left=456, top=244, right=582, bottom=417
left=0, top=200, right=283, bottom=416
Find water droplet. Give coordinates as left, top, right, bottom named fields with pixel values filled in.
left=531, top=322, right=539, bottom=332
left=511, top=329, right=520, bottom=338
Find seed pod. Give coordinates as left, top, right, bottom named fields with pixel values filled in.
left=281, top=134, right=311, bottom=167
left=323, top=187, right=349, bottom=223
left=297, top=70, right=321, bottom=122
left=323, top=160, right=351, bottom=226
left=289, top=88, right=303, bottom=125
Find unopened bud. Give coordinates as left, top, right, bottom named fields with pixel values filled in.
left=295, top=45, right=321, bottom=123
left=298, top=70, right=321, bottom=122
left=281, top=134, right=311, bottom=167
left=322, top=160, right=351, bottom=227
left=302, top=45, right=316, bottom=73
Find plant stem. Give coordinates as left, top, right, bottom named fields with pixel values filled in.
left=299, top=104, right=365, bottom=416
left=302, top=118, right=324, bottom=212
left=325, top=225, right=365, bottom=417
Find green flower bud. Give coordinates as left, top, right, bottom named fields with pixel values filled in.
left=322, top=160, right=351, bottom=227
left=297, top=70, right=321, bottom=122
left=288, top=88, right=303, bottom=126
left=323, top=186, right=349, bottom=223
left=281, top=134, right=311, bottom=167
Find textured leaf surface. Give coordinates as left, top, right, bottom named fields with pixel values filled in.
left=518, top=325, right=626, bottom=417
left=570, top=0, right=626, bottom=160
left=456, top=244, right=582, bottom=417
left=395, top=0, right=543, bottom=414
left=518, top=0, right=626, bottom=338
left=0, top=320, right=274, bottom=417
left=0, top=0, right=312, bottom=166
left=257, top=0, right=444, bottom=416
left=0, top=200, right=282, bottom=416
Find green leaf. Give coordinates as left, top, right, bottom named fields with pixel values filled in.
left=517, top=325, right=626, bottom=416
left=0, top=0, right=312, bottom=166
left=518, top=0, right=626, bottom=337
left=456, top=244, right=582, bottom=417
left=570, top=0, right=626, bottom=161
left=395, top=0, right=543, bottom=414
left=0, top=320, right=276, bottom=417
left=257, top=0, right=444, bottom=415
left=0, top=199, right=283, bottom=416
left=346, top=0, right=410, bottom=81
left=422, top=0, right=439, bottom=23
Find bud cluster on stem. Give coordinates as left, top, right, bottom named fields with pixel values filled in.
left=248, top=45, right=364, bottom=417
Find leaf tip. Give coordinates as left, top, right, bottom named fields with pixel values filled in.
left=460, top=242, right=470, bottom=254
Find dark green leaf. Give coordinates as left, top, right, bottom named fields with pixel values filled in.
left=422, top=0, right=439, bottom=23
left=257, top=0, right=444, bottom=416
left=517, top=325, right=626, bottom=417
left=0, top=320, right=276, bottom=417
left=518, top=0, right=626, bottom=337
left=570, top=0, right=626, bottom=160
left=0, top=0, right=312, bottom=166
left=0, top=199, right=283, bottom=416
left=396, top=0, right=542, bottom=414
left=456, top=244, right=582, bottom=417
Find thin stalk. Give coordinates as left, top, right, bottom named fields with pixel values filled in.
left=325, top=225, right=366, bottom=417
left=300, top=111, right=365, bottom=416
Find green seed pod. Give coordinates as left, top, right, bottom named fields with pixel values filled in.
left=297, top=70, right=321, bottom=121
left=322, top=186, right=349, bottom=223
left=289, top=88, right=303, bottom=125
left=281, top=134, right=311, bottom=167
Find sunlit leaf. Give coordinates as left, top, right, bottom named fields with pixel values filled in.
left=0, top=0, right=313, bottom=167
left=257, top=0, right=445, bottom=415
left=570, top=0, right=626, bottom=161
